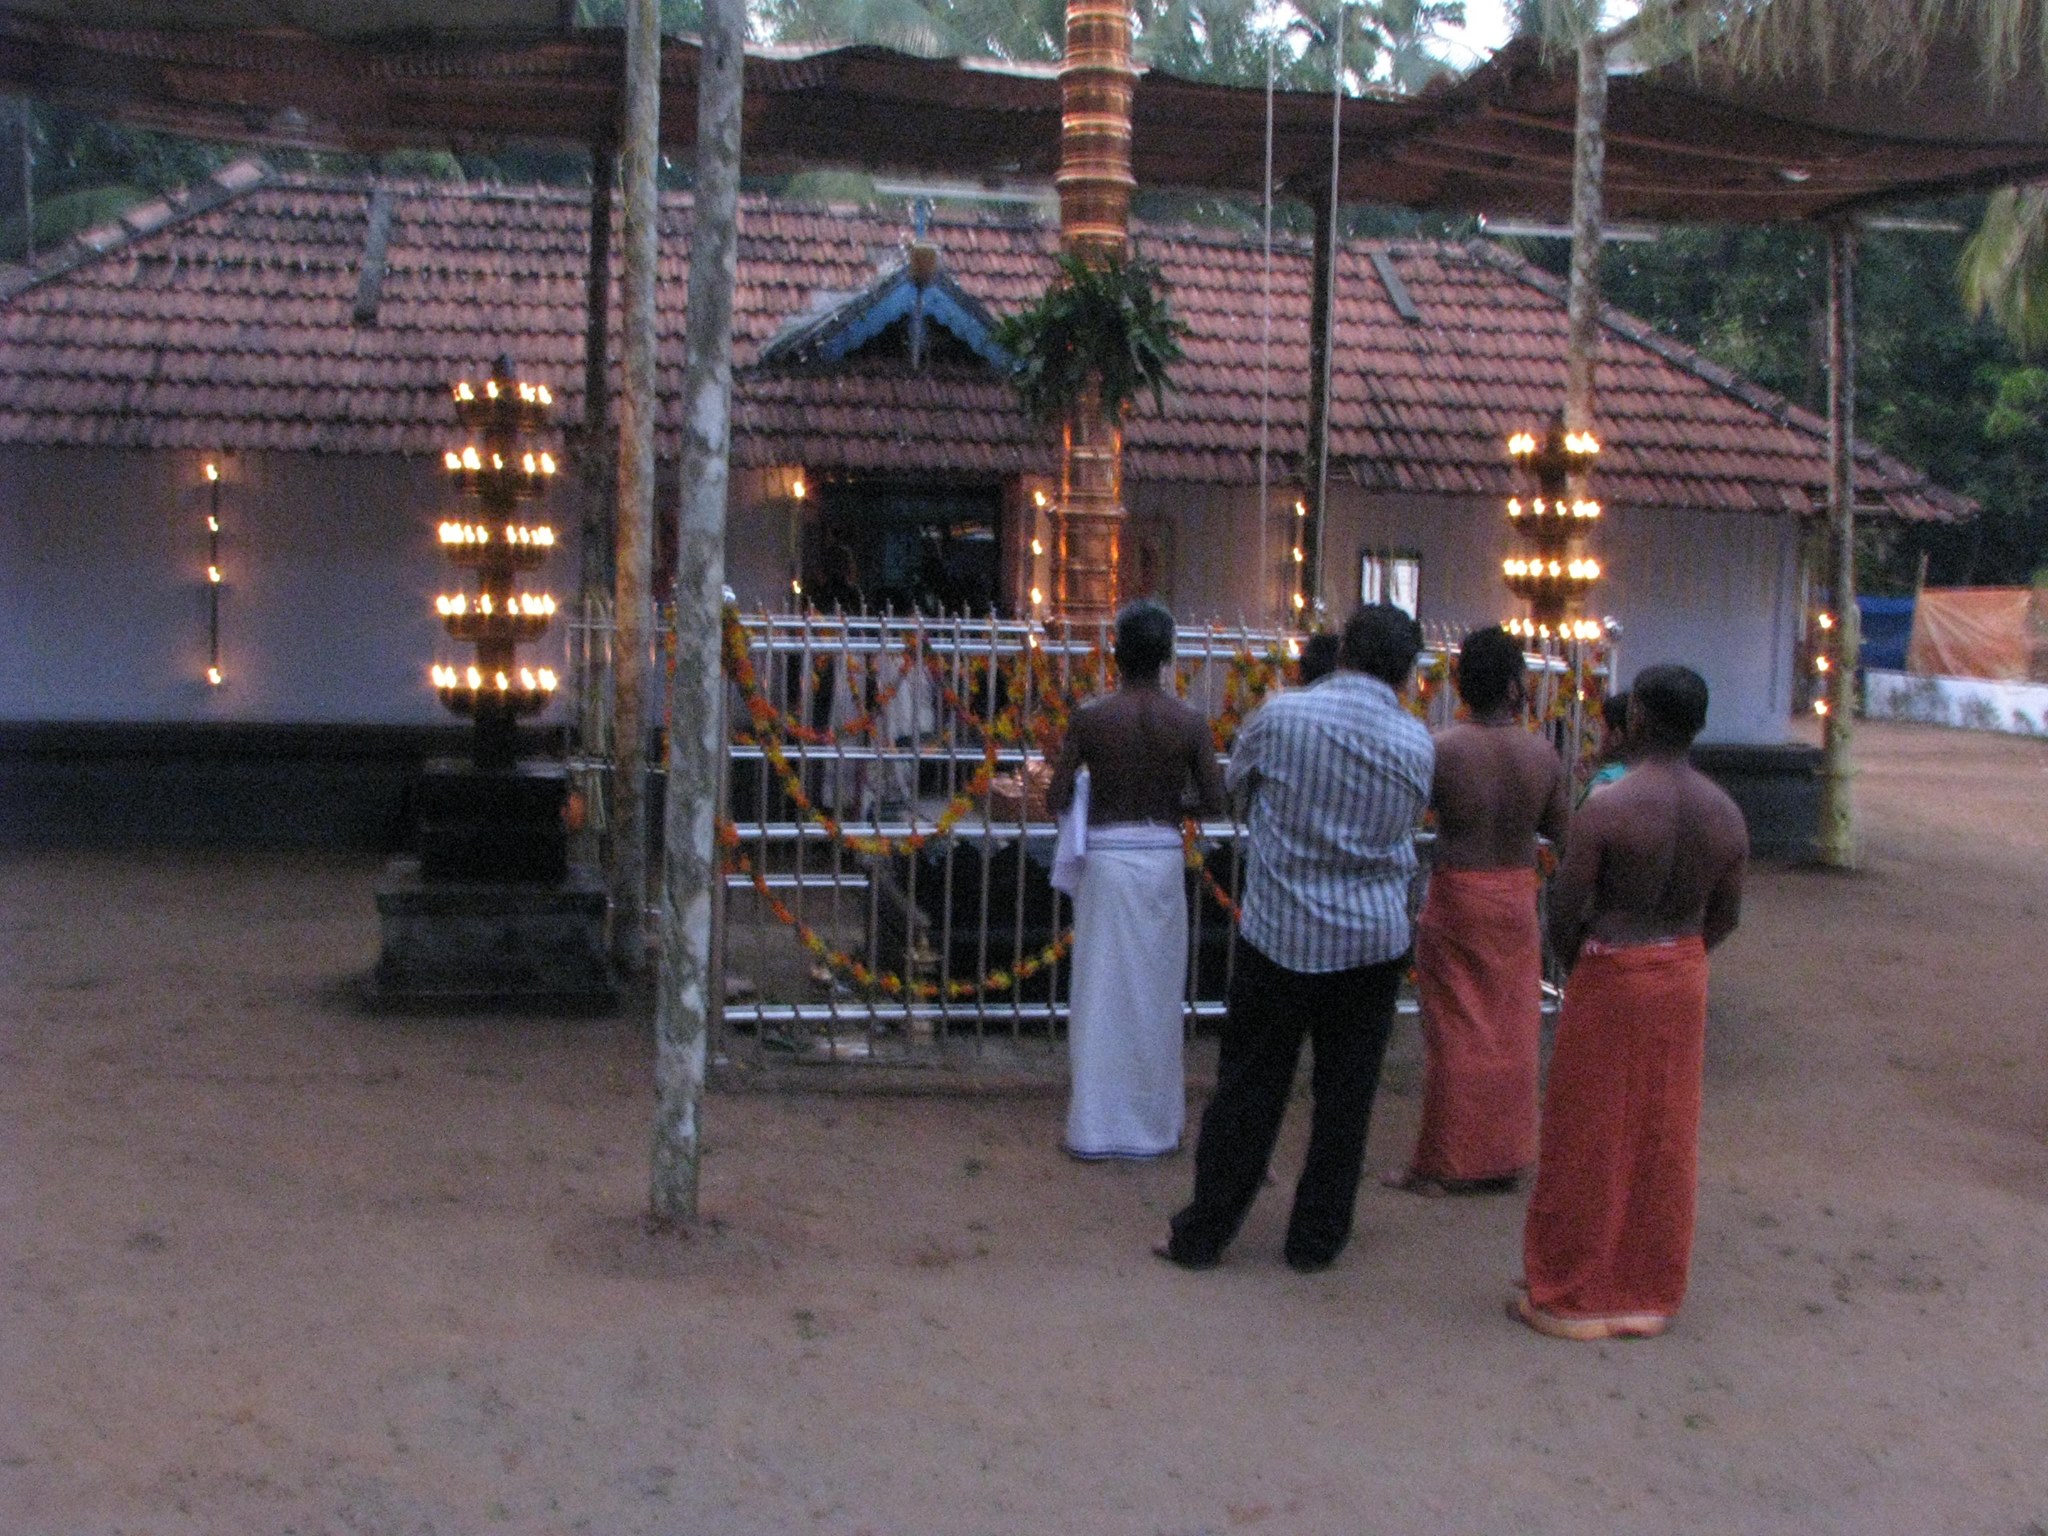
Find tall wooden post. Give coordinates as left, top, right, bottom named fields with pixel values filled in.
left=651, top=0, right=745, bottom=1223
left=610, top=0, right=659, bottom=972
left=1818, top=222, right=1859, bottom=870
left=1564, top=30, right=1606, bottom=442
left=580, top=135, right=617, bottom=600
left=573, top=135, right=616, bottom=870
left=1052, top=0, right=1135, bottom=625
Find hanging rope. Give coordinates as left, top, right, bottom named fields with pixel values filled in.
left=1258, top=34, right=1276, bottom=627
left=1314, top=1, right=1346, bottom=622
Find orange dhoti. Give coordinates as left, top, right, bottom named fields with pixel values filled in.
left=1522, top=937, right=1709, bottom=1323
left=1408, top=866, right=1543, bottom=1183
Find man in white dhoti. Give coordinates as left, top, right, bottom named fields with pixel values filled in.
left=1049, top=602, right=1227, bottom=1159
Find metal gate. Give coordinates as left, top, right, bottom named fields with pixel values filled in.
left=694, top=608, right=1607, bottom=1071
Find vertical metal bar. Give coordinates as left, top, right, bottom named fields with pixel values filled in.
left=974, top=617, right=1003, bottom=1043
left=1011, top=626, right=1040, bottom=1041
left=862, top=610, right=887, bottom=1051
left=897, top=612, right=926, bottom=1055
left=824, top=610, right=850, bottom=1046
left=792, top=611, right=817, bottom=1053
left=937, top=619, right=968, bottom=1036
left=757, top=621, right=778, bottom=1048
left=709, top=615, right=733, bottom=1068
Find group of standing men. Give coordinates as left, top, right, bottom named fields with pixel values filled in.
left=1051, top=601, right=1747, bottom=1341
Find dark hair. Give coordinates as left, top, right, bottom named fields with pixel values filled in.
left=1114, top=599, right=1176, bottom=678
left=1299, top=632, right=1341, bottom=686
left=1630, top=665, right=1709, bottom=746
left=1339, top=604, right=1424, bottom=689
left=1601, top=689, right=1630, bottom=734
left=1454, top=625, right=1525, bottom=712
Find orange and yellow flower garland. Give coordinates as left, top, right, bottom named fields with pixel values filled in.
left=716, top=608, right=1606, bottom=998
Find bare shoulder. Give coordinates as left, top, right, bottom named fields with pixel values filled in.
left=1430, top=721, right=1480, bottom=761
left=1508, top=726, right=1566, bottom=779
left=1568, top=777, right=1628, bottom=834
left=1683, top=765, right=1749, bottom=843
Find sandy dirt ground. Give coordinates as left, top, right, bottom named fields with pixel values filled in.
left=3, top=719, right=2045, bottom=1536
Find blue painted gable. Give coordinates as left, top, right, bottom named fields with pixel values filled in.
left=757, top=260, right=1014, bottom=373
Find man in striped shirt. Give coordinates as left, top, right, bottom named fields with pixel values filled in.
left=1160, top=604, right=1435, bottom=1273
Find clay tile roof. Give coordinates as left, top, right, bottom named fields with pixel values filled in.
left=0, top=169, right=1969, bottom=523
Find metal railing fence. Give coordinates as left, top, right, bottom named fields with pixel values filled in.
left=564, top=598, right=1610, bottom=1070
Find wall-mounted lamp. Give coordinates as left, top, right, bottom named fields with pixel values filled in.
left=204, top=459, right=225, bottom=685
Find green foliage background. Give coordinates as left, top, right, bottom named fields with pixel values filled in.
left=1516, top=208, right=2048, bottom=589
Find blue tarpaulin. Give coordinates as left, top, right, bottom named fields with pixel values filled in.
left=1858, top=596, right=1916, bottom=672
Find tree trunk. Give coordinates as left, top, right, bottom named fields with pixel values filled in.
left=1817, top=222, right=1859, bottom=870
left=610, top=0, right=659, bottom=975
left=650, top=0, right=744, bottom=1225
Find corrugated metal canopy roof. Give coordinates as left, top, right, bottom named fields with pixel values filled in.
left=7, top=5, right=2048, bottom=222
left=0, top=1, right=569, bottom=38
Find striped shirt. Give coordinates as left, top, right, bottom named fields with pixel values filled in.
left=1227, top=671, right=1434, bottom=973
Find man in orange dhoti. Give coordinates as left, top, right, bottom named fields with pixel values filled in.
left=1514, top=664, right=1747, bottom=1341
left=1389, top=626, right=1567, bottom=1195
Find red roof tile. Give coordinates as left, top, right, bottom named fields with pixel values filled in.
left=0, top=165, right=1968, bottom=522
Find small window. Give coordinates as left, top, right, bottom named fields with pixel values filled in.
left=1361, top=550, right=1421, bottom=619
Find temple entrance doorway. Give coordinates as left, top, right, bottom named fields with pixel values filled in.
left=802, top=479, right=1004, bottom=616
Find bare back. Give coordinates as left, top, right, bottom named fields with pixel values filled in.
left=1546, top=756, right=1747, bottom=959
left=1048, top=686, right=1226, bottom=827
left=1429, top=721, right=1570, bottom=870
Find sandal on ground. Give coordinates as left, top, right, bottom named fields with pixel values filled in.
left=1508, top=1292, right=1669, bottom=1341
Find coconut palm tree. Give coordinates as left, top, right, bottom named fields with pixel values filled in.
left=1963, top=184, right=2048, bottom=354
left=1608, top=1, right=2048, bottom=357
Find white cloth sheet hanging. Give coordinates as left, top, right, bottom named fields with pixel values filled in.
left=1050, top=767, right=1089, bottom=895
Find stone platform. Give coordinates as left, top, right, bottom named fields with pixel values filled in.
left=371, top=857, right=617, bottom=1011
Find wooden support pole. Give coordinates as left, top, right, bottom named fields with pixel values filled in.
left=1564, top=30, right=1606, bottom=439
left=1818, top=221, right=1859, bottom=870
left=651, top=0, right=744, bottom=1224
left=573, top=135, right=616, bottom=870
left=580, top=135, right=617, bottom=600
left=610, top=0, right=659, bottom=972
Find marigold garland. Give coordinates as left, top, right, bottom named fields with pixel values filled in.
left=719, top=821, right=1074, bottom=1000
left=1184, top=820, right=1241, bottom=922
left=716, top=609, right=1609, bottom=995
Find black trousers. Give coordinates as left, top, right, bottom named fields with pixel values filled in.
left=1168, top=939, right=1406, bottom=1268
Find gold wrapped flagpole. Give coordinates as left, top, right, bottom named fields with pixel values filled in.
left=1052, top=0, right=1136, bottom=625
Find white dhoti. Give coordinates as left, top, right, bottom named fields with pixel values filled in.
left=1065, top=823, right=1190, bottom=1159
